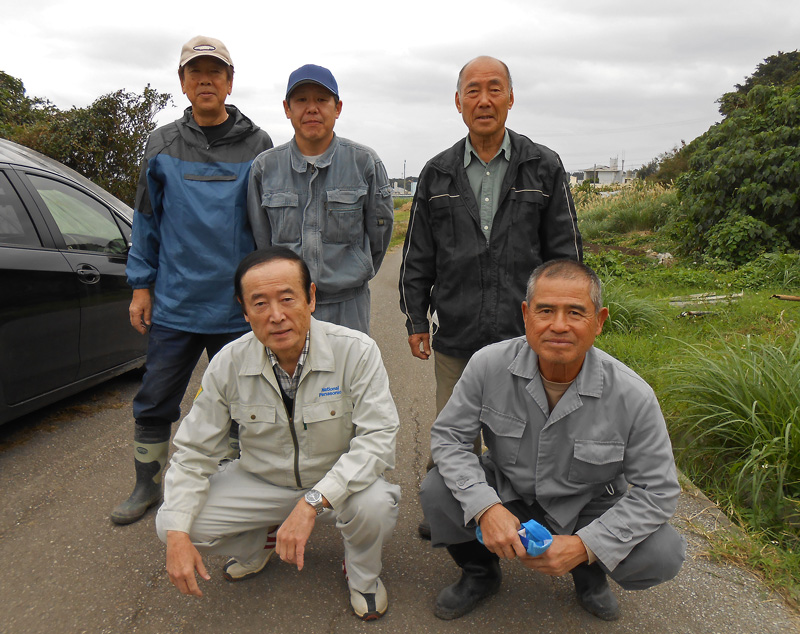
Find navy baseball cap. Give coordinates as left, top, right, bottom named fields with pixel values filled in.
left=285, top=64, right=339, bottom=100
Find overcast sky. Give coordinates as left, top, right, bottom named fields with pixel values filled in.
left=3, top=1, right=799, bottom=177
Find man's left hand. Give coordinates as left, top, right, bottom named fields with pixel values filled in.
left=276, top=497, right=322, bottom=571
left=518, top=534, right=589, bottom=576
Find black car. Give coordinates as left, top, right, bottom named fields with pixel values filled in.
left=0, top=138, right=147, bottom=424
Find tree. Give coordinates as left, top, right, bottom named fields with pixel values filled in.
left=677, top=84, right=800, bottom=263
left=639, top=142, right=694, bottom=184
left=0, top=71, right=54, bottom=135
left=718, top=50, right=800, bottom=117
left=1, top=74, right=171, bottom=206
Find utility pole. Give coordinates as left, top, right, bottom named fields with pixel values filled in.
left=403, top=160, right=406, bottom=193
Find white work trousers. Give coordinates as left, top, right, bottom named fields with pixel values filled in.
left=156, top=460, right=400, bottom=593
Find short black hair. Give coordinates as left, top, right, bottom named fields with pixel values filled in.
left=235, top=247, right=312, bottom=303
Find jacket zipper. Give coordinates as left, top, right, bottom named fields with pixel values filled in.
left=286, top=401, right=302, bottom=488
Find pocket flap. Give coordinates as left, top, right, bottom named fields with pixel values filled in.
left=573, top=440, right=625, bottom=465
left=230, top=403, right=277, bottom=423
left=302, top=397, right=354, bottom=423
left=326, top=188, right=367, bottom=204
left=479, top=406, right=526, bottom=438
left=262, top=191, right=299, bottom=207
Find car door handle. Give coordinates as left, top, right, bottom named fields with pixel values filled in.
left=76, top=263, right=101, bottom=284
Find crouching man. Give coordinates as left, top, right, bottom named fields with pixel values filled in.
left=420, top=259, right=685, bottom=621
left=155, top=247, right=400, bottom=621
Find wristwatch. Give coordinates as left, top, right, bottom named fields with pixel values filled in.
left=304, top=489, right=326, bottom=515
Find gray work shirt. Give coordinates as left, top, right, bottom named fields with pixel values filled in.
left=464, top=130, right=511, bottom=240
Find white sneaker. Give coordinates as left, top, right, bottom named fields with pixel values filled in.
left=349, top=577, right=388, bottom=621
left=222, top=526, right=277, bottom=582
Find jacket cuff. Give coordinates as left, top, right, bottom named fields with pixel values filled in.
left=157, top=509, right=196, bottom=535
left=407, top=320, right=430, bottom=336
left=314, top=477, right=347, bottom=510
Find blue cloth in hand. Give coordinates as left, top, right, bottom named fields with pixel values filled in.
left=476, top=518, right=553, bottom=557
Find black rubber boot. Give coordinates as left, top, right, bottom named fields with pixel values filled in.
left=110, top=423, right=169, bottom=525
left=571, top=562, right=620, bottom=621
left=434, top=540, right=502, bottom=620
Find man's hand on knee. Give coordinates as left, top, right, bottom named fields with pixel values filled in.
left=519, top=534, right=589, bottom=576
left=166, top=531, right=210, bottom=597
left=477, top=504, right=527, bottom=560
left=276, top=498, right=318, bottom=571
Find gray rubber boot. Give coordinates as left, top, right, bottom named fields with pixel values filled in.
left=110, top=424, right=169, bottom=525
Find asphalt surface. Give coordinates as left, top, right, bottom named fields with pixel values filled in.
left=1, top=249, right=799, bottom=634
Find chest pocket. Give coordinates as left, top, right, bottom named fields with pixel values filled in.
left=261, top=191, right=300, bottom=244
left=230, top=403, right=280, bottom=444
left=324, top=188, right=366, bottom=244
left=302, top=397, right=355, bottom=456
left=480, top=405, right=526, bottom=465
left=569, top=440, right=624, bottom=484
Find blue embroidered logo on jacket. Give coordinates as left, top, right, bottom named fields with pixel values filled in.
left=319, top=386, right=342, bottom=398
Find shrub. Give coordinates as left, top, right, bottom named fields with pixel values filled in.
left=666, top=332, right=800, bottom=541
left=677, top=85, right=800, bottom=259
left=705, top=214, right=789, bottom=265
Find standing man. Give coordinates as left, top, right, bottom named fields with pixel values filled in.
left=111, top=36, right=273, bottom=525
left=156, top=248, right=400, bottom=621
left=399, top=56, right=582, bottom=537
left=420, top=260, right=685, bottom=621
left=248, top=64, right=393, bottom=335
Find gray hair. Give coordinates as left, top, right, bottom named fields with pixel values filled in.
left=456, top=56, right=513, bottom=93
left=526, top=259, right=603, bottom=313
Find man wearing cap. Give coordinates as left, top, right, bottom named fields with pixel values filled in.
left=111, top=36, right=273, bottom=525
left=247, top=64, right=393, bottom=335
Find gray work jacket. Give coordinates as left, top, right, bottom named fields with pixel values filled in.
left=431, top=338, right=680, bottom=571
left=247, top=135, right=393, bottom=304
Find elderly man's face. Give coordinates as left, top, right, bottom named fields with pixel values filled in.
left=521, top=275, right=608, bottom=383
left=180, top=57, right=232, bottom=122
left=455, top=57, right=514, bottom=143
left=240, top=259, right=316, bottom=367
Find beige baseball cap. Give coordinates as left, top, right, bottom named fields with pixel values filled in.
left=179, top=36, right=233, bottom=69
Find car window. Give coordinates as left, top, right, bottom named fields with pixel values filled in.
left=27, top=174, right=127, bottom=255
left=0, top=172, right=42, bottom=247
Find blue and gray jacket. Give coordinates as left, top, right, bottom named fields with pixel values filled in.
left=127, top=105, right=273, bottom=333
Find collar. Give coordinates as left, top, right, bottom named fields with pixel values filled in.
left=238, top=317, right=336, bottom=377
left=463, top=129, right=511, bottom=168
left=508, top=341, right=604, bottom=399
left=290, top=134, right=339, bottom=173
left=265, top=331, right=310, bottom=377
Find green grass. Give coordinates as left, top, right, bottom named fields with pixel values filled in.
left=390, top=202, right=411, bottom=250
left=577, top=183, right=678, bottom=247
left=665, top=333, right=800, bottom=537
left=577, top=183, right=800, bottom=606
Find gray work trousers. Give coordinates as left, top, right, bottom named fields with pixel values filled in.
left=156, top=460, right=400, bottom=593
left=314, top=287, right=371, bottom=335
left=420, top=465, right=685, bottom=591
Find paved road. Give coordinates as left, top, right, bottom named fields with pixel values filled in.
left=1, top=249, right=799, bottom=634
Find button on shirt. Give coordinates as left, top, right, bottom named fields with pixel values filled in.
left=464, top=130, right=511, bottom=240
left=266, top=332, right=310, bottom=399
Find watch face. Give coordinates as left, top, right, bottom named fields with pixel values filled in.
left=305, top=489, right=322, bottom=506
